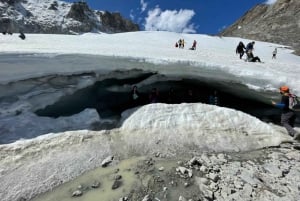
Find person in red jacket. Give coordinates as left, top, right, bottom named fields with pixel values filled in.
left=271, top=86, right=299, bottom=140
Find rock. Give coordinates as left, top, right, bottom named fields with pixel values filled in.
left=158, top=167, right=165, bottom=171
left=112, top=180, right=122, bottom=190
left=208, top=172, right=220, bottom=183
left=114, top=174, right=122, bottom=180
left=176, top=166, right=193, bottom=178
left=188, top=157, right=202, bottom=167
left=101, top=155, right=114, bottom=167
left=119, top=197, right=128, bottom=201
left=141, top=194, right=151, bottom=201
left=72, top=190, right=83, bottom=197
left=195, top=176, right=214, bottom=200
left=91, top=181, right=100, bottom=188
left=179, top=195, right=187, bottom=201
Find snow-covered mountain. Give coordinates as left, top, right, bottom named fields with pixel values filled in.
left=0, top=0, right=139, bottom=34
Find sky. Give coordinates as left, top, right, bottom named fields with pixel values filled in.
left=64, top=0, right=278, bottom=34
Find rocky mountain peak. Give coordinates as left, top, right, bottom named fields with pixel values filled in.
left=220, top=0, right=300, bottom=55
left=0, top=0, right=139, bottom=34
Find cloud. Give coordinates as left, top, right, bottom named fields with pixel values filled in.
left=140, top=0, right=148, bottom=13
left=130, top=9, right=135, bottom=20
left=144, top=7, right=196, bottom=33
left=265, top=0, right=277, bottom=5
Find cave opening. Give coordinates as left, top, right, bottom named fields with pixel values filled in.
left=35, top=71, right=283, bottom=126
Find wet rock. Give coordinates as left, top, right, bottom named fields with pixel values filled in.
left=72, top=190, right=83, bottom=197
left=101, top=155, right=114, bottom=167
left=91, top=181, right=100, bottom=188
left=114, top=174, right=122, bottom=180
left=112, top=180, right=123, bottom=190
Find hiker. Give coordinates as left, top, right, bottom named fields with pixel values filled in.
left=209, top=90, right=219, bottom=105
left=131, top=85, right=141, bottom=106
left=246, top=41, right=255, bottom=54
left=185, top=89, right=195, bottom=103
left=175, top=42, right=178, bottom=48
left=182, top=39, right=185, bottom=49
left=236, top=41, right=246, bottom=59
left=271, top=86, right=299, bottom=139
left=246, top=51, right=261, bottom=62
left=167, top=87, right=177, bottom=104
left=149, top=88, right=159, bottom=103
left=190, top=40, right=197, bottom=50
left=178, top=39, right=182, bottom=48
left=272, top=48, right=277, bottom=59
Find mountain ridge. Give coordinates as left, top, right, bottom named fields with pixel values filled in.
left=0, top=0, right=139, bottom=34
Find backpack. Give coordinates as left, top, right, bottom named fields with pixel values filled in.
left=289, top=93, right=299, bottom=110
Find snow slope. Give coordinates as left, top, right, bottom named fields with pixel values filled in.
left=0, top=31, right=300, bottom=95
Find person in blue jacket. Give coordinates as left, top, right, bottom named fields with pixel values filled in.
left=271, top=86, right=299, bottom=139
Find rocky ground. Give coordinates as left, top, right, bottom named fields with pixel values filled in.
left=31, top=142, right=300, bottom=201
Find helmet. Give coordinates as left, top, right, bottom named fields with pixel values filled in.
left=279, top=86, right=289, bottom=92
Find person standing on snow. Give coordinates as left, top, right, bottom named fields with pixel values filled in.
left=236, top=41, right=246, bottom=59
left=272, top=48, right=277, bottom=59
left=191, top=40, right=197, bottom=50
left=271, top=86, right=300, bottom=140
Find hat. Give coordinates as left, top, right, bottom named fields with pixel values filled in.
left=279, top=86, right=289, bottom=92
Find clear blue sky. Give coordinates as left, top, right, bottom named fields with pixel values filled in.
left=64, top=0, right=276, bottom=34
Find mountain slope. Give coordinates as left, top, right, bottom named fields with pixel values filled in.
left=220, top=0, right=300, bottom=55
left=0, top=0, right=139, bottom=34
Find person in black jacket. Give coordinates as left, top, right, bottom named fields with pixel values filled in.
left=272, top=86, right=299, bottom=139
left=236, top=41, right=246, bottom=59
left=246, top=51, right=261, bottom=62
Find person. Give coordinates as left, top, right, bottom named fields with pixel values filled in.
left=246, top=41, right=255, bottom=54
left=272, top=48, right=277, bottom=59
left=167, top=87, right=177, bottom=103
left=271, top=86, right=299, bottom=139
left=246, top=51, right=261, bottom=62
left=149, top=88, right=159, bottom=103
left=236, top=41, right=246, bottom=59
left=190, top=40, right=197, bottom=50
left=182, top=39, right=185, bottom=49
left=185, top=89, right=195, bottom=103
left=209, top=90, right=219, bottom=105
left=131, top=85, right=141, bottom=106
left=178, top=39, right=182, bottom=48
left=175, top=42, right=178, bottom=48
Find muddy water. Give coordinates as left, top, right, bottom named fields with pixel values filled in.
left=31, top=157, right=144, bottom=201
left=30, top=156, right=196, bottom=201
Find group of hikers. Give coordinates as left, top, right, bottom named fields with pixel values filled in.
left=175, top=39, right=197, bottom=50
left=236, top=41, right=278, bottom=62
left=236, top=41, right=262, bottom=62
